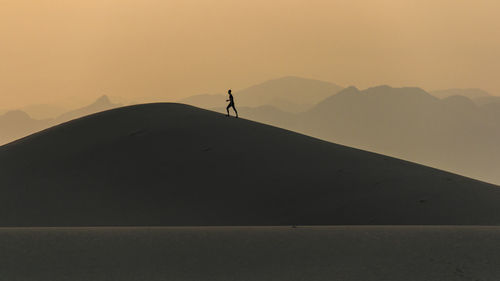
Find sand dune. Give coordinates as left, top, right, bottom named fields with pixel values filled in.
left=186, top=85, right=500, bottom=185
left=0, top=103, right=499, bottom=226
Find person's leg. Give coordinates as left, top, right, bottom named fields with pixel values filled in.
left=233, top=105, right=238, bottom=118
left=226, top=104, right=231, bottom=116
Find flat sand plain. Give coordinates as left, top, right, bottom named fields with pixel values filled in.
left=1, top=226, right=499, bottom=281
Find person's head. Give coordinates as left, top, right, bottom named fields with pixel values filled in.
left=228, top=89, right=232, bottom=94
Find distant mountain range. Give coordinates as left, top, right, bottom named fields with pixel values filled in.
left=230, top=86, right=500, bottom=185
left=0, top=95, right=120, bottom=145
left=0, top=111, right=49, bottom=145
left=201, top=83, right=500, bottom=185
left=474, top=96, right=500, bottom=106
left=178, top=94, right=227, bottom=109
left=430, top=88, right=491, bottom=100
left=178, top=76, right=343, bottom=113
left=2, top=77, right=500, bottom=185
left=180, top=77, right=499, bottom=112
left=56, top=95, right=120, bottom=123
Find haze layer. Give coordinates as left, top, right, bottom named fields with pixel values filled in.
left=1, top=0, right=500, bottom=108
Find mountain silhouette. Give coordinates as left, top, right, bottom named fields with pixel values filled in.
left=178, top=94, right=226, bottom=109
left=0, top=110, right=49, bottom=145
left=55, top=95, right=120, bottom=123
left=21, top=104, right=68, bottom=119
left=0, top=95, right=120, bottom=146
left=290, top=86, right=500, bottom=185
left=3, top=85, right=500, bottom=186
left=431, top=88, right=491, bottom=99
left=1, top=103, right=499, bottom=227
left=180, top=76, right=343, bottom=113
left=474, top=95, right=500, bottom=106
left=206, top=85, right=500, bottom=185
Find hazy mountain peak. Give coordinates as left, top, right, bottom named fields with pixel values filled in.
left=310, top=85, right=439, bottom=115
left=0, top=110, right=43, bottom=145
left=431, top=88, right=491, bottom=99
left=180, top=76, right=344, bottom=113
left=338, top=86, right=360, bottom=94
left=365, top=85, right=392, bottom=91
left=309, top=86, right=360, bottom=111
left=93, top=95, right=113, bottom=106
left=328, top=86, right=360, bottom=99
left=442, top=95, right=477, bottom=109
left=361, top=86, right=436, bottom=101
left=55, top=95, right=121, bottom=123
left=2, top=110, right=32, bottom=121
left=365, top=85, right=427, bottom=93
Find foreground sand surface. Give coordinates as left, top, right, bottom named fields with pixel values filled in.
left=1, top=226, right=499, bottom=281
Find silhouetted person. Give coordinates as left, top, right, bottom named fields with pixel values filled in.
left=226, top=89, right=238, bottom=118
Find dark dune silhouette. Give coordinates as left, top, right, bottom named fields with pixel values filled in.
left=1, top=103, right=500, bottom=227
left=208, top=104, right=297, bottom=131
left=0, top=77, right=340, bottom=145
left=228, top=105, right=296, bottom=129
left=203, top=85, right=500, bottom=185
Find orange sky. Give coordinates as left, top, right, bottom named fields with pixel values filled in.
left=1, top=0, right=499, bottom=108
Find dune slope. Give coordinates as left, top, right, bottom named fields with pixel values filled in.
left=0, top=103, right=499, bottom=226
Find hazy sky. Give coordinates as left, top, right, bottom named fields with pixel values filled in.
left=1, top=0, right=499, bottom=108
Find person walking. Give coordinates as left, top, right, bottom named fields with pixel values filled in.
left=226, top=89, right=238, bottom=118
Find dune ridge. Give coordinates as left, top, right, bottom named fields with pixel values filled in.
left=0, top=103, right=499, bottom=226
